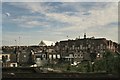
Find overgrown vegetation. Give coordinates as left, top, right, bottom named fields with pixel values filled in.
left=44, top=51, right=120, bottom=74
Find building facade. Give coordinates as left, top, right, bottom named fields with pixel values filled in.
left=55, top=34, right=119, bottom=63
left=1, top=34, right=119, bottom=67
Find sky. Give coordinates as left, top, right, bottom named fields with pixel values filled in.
left=2, top=2, right=118, bottom=46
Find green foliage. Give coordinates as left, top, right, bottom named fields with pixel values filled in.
left=77, top=64, right=87, bottom=72
left=94, top=59, right=106, bottom=72
left=2, top=56, right=7, bottom=63
left=66, top=65, right=71, bottom=71
left=44, top=50, right=120, bottom=74
left=94, top=51, right=120, bottom=74
left=113, top=54, right=120, bottom=74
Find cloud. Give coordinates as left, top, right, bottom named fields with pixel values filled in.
left=20, top=21, right=49, bottom=28
left=2, top=2, right=118, bottom=46
left=2, top=0, right=119, bottom=2
left=5, top=12, right=10, bottom=17
left=4, top=2, right=118, bottom=30
left=45, top=2, right=118, bottom=32
left=8, top=2, right=53, bottom=14
left=9, top=15, right=50, bottom=28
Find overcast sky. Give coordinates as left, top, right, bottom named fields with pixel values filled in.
left=2, top=2, right=118, bottom=46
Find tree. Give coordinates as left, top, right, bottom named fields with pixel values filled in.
left=90, top=52, right=97, bottom=62
left=2, top=56, right=7, bottom=63
left=113, top=53, right=120, bottom=74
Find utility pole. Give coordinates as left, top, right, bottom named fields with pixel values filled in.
left=19, top=36, right=20, bottom=46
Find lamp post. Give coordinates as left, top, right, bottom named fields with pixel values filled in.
left=19, top=36, right=21, bottom=46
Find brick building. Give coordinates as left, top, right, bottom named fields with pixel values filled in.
left=118, top=44, right=120, bottom=53
left=55, top=33, right=119, bottom=63
left=1, top=34, right=119, bottom=67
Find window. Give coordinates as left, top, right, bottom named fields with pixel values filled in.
left=100, top=44, right=103, bottom=46
left=49, top=55, right=52, bottom=59
left=80, top=54, right=83, bottom=58
left=103, top=45, right=106, bottom=49
left=100, top=44, right=103, bottom=49
left=23, top=55, right=26, bottom=58
left=72, top=45, right=75, bottom=50
left=75, top=47, right=77, bottom=50
left=13, top=64, right=16, bottom=67
left=91, top=47, right=94, bottom=49
left=98, top=46, right=100, bottom=49
left=80, top=51, right=82, bottom=53
left=65, top=45, right=67, bottom=48
left=80, top=45, right=82, bottom=49
left=42, top=54, right=46, bottom=58
left=74, top=54, right=77, bottom=58
left=5, top=55, right=8, bottom=59
left=53, top=55, right=56, bottom=59
left=88, top=44, right=91, bottom=48
left=83, top=47, right=85, bottom=49
left=57, top=55, right=60, bottom=59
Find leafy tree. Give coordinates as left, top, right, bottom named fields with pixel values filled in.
left=113, top=53, right=120, bottom=74
left=93, top=50, right=120, bottom=74
left=90, top=52, right=97, bottom=62
left=2, top=56, right=7, bottom=63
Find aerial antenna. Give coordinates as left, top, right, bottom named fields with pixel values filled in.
left=15, top=40, right=17, bottom=46
left=67, top=35, right=69, bottom=40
